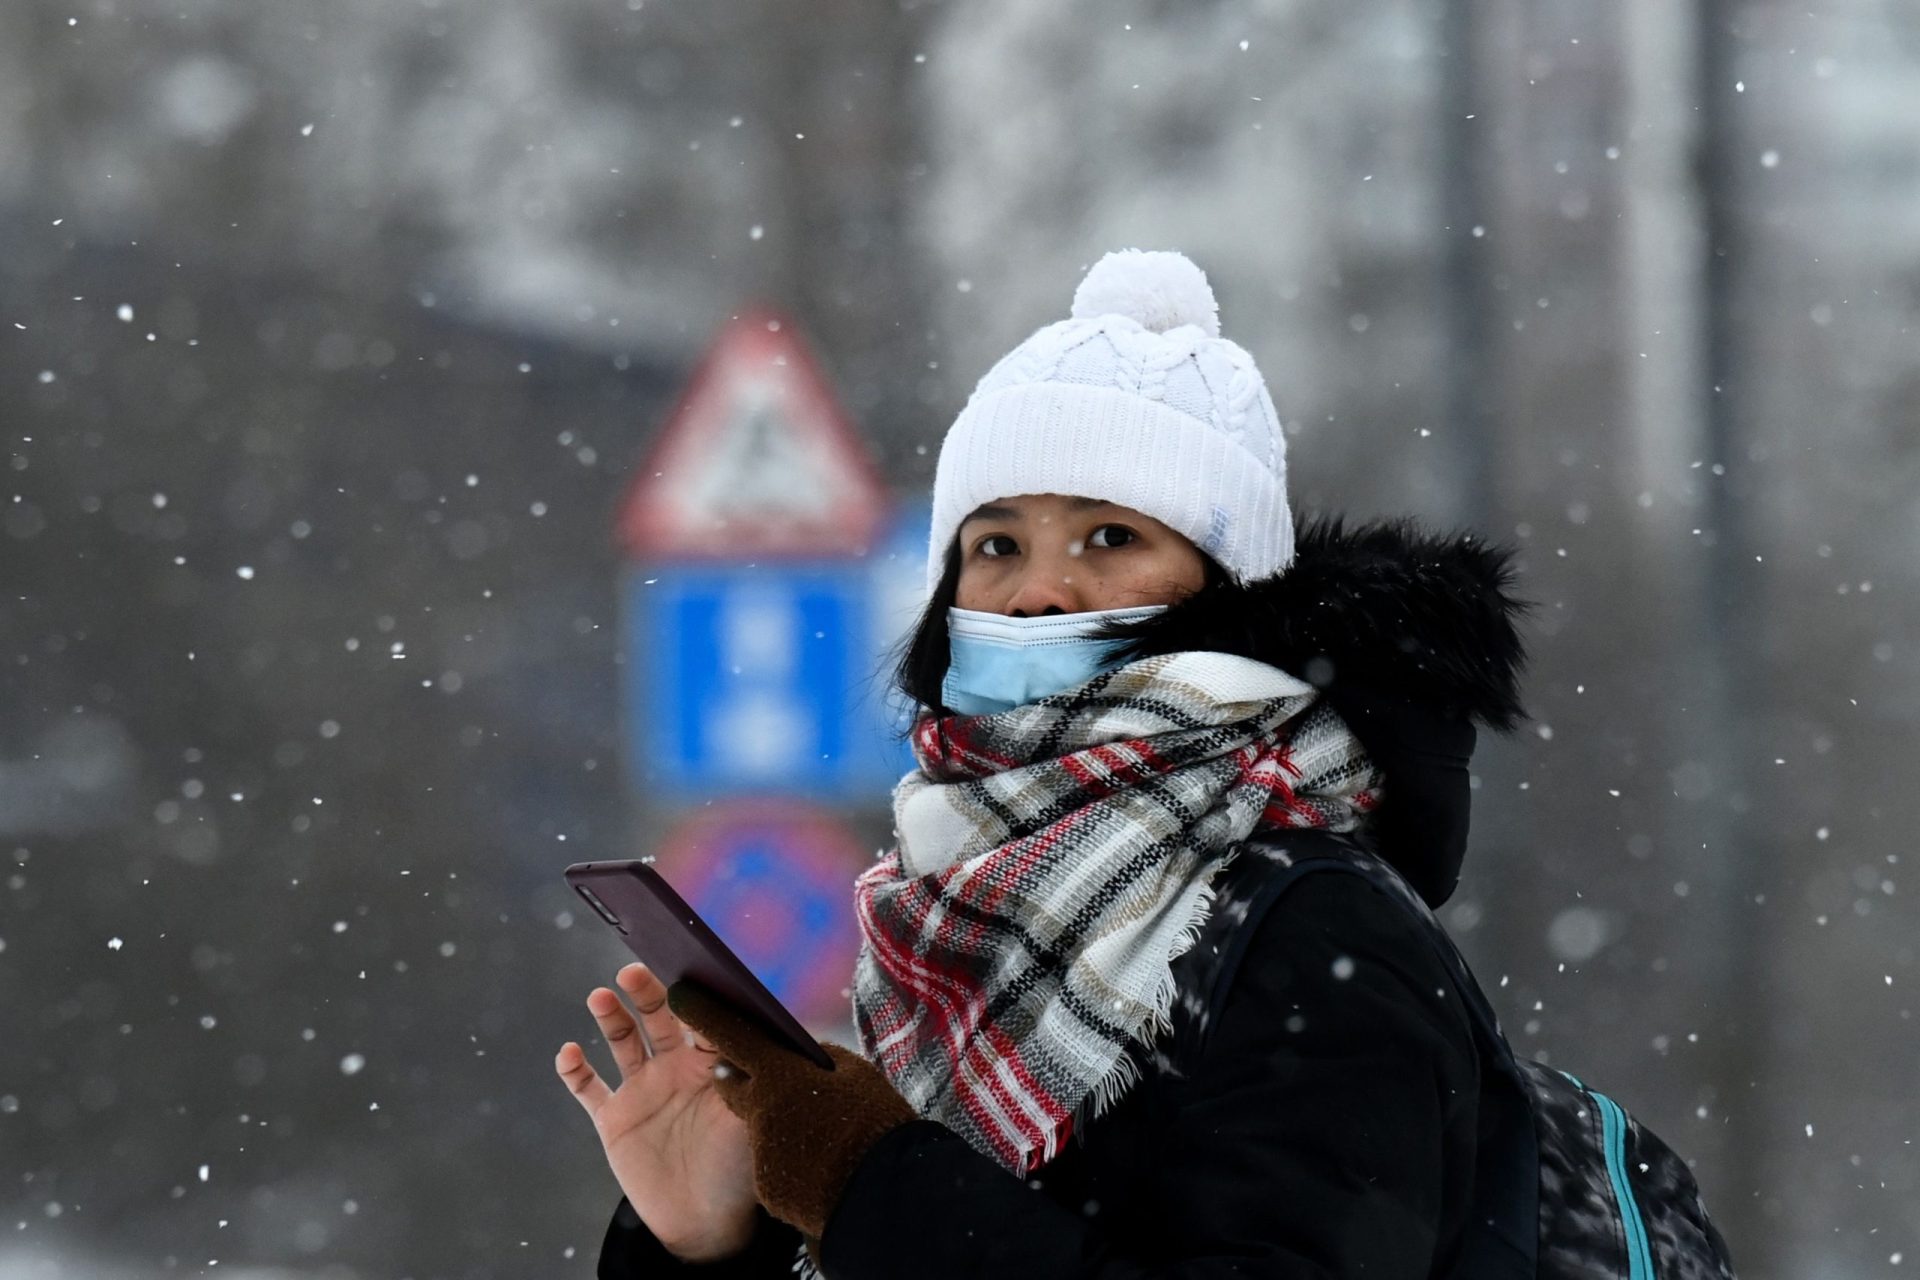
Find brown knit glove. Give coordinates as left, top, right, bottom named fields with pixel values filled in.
left=666, top=978, right=918, bottom=1245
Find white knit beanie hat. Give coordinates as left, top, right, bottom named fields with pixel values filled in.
left=926, top=248, right=1293, bottom=592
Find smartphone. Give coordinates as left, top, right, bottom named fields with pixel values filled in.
left=564, top=859, right=837, bottom=1070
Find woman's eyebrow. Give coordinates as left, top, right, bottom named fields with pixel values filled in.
left=961, top=502, right=1021, bottom=525
left=962, top=498, right=1114, bottom=527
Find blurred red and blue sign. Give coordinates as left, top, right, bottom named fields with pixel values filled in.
left=649, top=802, right=872, bottom=1031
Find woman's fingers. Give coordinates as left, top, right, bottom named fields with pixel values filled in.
left=586, top=981, right=651, bottom=1079
left=553, top=1041, right=613, bottom=1116
left=617, top=962, right=688, bottom=1059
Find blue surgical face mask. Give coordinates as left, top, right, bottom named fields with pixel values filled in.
left=940, top=604, right=1168, bottom=715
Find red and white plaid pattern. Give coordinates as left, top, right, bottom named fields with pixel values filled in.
left=850, top=651, right=1379, bottom=1176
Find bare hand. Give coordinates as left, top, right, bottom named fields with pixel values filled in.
left=555, top=962, right=759, bottom=1262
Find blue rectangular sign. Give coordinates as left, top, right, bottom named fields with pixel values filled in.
left=622, top=562, right=914, bottom=800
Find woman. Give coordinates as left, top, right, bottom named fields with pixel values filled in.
left=557, top=250, right=1527, bottom=1278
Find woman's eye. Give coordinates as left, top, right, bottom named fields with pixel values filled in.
left=1088, top=524, right=1136, bottom=549
left=977, top=534, right=1019, bottom=558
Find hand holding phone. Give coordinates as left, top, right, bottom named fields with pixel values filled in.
left=564, top=859, right=836, bottom=1070
left=553, top=958, right=762, bottom=1262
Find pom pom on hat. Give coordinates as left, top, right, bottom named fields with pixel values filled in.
left=1069, top=248, right=1221, bottom=338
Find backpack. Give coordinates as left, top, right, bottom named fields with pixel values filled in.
left=1210, top=830, right=1738, bottom=1279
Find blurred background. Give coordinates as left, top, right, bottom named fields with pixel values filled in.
left=2, top=0, right=1916, bottom=1275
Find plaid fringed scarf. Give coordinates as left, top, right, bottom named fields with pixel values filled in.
left=849, top=650, right=1381, bottom=1177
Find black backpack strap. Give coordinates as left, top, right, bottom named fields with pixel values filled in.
left=1196, top=831, right=1539, bottom=1280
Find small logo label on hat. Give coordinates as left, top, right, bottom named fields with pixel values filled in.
left=1203, top=506, right=1232, bottom=556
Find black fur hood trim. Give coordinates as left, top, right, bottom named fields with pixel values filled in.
left=1100, top=514, right=1531, bottom=907
left=1103, top=514, right=1530, bottom=731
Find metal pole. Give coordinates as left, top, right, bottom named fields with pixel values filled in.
left=1692, top=0, right=1774, bottom=1258
left=1435, top=0, right=1503, bottom=527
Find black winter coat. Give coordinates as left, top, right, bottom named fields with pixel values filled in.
left=597, top=516, right=1529, bottom=1279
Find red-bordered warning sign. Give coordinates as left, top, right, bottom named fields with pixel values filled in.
left=618, top=308, right=891, bottom=559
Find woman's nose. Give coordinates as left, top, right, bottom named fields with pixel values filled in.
left=1002, top=566, right=1088, bottom=618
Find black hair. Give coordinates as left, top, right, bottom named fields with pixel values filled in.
left=890, top=536, right=1233, bottom=721
left=891, top=538, right=962, bottom=718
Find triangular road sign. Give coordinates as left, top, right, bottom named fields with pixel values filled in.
left=619, top=308, right=890, bottom=558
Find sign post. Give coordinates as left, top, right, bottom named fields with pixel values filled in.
left=614, top=309, right=924, bottom=1032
